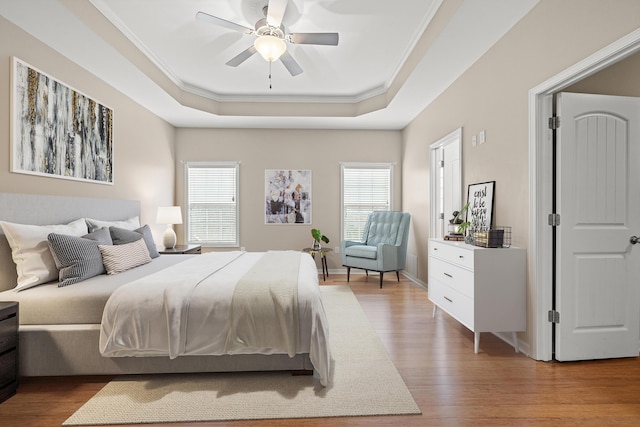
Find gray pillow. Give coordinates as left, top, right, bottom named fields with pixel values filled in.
left=109, top=225, right=159, bottom=258
left=47, top=227, right=113, bottom=287
left=85, top=216, right=140, bottom=233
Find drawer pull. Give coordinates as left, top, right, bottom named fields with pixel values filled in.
left=458, top=255, right=464, bottom=259
left=443, top=272, right=453, bottom=278
left=444, top=296, right=453, bottom=303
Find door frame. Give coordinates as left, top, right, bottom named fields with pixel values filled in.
left=529, top=28, right=640, bottom=360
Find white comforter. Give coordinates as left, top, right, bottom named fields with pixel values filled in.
left=99, top=251, right=331, bottom=386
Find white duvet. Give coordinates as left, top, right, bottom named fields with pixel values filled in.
left=99, top=251, right=331, bottom=386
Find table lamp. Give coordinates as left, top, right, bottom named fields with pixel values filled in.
left=156, top=206, right=183, bottom=249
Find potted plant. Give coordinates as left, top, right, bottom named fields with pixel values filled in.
left=311, top=228, right=330, bottom=250
left=452, top=202, right=472, bottom=238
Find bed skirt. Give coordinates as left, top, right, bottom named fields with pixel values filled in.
left=19, top=324, right=313, bottom=377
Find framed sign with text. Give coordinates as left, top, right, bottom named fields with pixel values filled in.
left=466, top=181, right=495, bottom=231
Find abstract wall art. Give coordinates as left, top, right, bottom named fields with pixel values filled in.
left=265, top=169, right=312, bottom=224
left=11, top=57, right=113, bottom=184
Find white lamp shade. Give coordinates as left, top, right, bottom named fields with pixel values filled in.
left=254, top=35, right=286, bottom=62
left=156, top=206, right=183, bottom=225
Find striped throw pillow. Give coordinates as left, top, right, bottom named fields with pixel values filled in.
left=99, top=238, right=151, bottom=275
left=48, top=228, right=112, bottom=287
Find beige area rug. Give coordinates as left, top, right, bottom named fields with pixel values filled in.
left=64, top=285, right=420, bottom=425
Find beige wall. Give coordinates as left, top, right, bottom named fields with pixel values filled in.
left=402, top=0, right=640, bottom=352
left=0, top=17, right=176, bottom=242
left=566, top=50, right=640, bottom=96
left=175, top=128, right=402, bottom=269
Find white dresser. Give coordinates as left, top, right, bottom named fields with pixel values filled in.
left=428, top=238, right=526, bottom=353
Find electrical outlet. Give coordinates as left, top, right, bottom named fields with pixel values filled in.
left=480, top=130, right=486, bottom=144
left=334, top=246, right=340, bottom=254
left=240, top=247, right=246, bottom=251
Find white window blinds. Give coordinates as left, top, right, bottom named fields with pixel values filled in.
left=341, top=163, right=392, bottom=241
left=186, top=162, right=239, bottom=247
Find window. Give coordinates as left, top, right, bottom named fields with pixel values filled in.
left=341, top=163, right=393, bottom=240
left=185, top=162, right=239, bottom=247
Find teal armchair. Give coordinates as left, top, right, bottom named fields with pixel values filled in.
left=341, top=211, right=411, bottom=288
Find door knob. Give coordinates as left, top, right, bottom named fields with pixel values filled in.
left=631, top=236, right=639, bottom=245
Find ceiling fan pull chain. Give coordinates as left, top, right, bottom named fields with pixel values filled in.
left=269, top=61, right=272, bottom=89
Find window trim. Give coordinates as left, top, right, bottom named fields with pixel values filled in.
left=340, top=162, right=394, bottom=241
left=184, top=161, right=240, bottom=248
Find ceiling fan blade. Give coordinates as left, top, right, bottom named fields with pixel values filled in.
left=266, top=0, right=288, bottom=28
left=196, top=11, right=253, bottom=34
left=289, top=33, right=339, bottom=46
left=226, top=46, right=258, bottom=67
left=280, top=51, right=303, bottom=76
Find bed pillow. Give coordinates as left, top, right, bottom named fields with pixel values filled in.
left=99, top=238, right=151, bottom=275
left=47, top=228, right=113, bottom=287
left=85, top=216, right=140, bottom=233
left=0, top=219, right=88, bottom=290
left=109, top=225, right=160, bottom=258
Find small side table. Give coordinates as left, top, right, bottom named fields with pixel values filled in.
left=159, top=244, right=202, bottom=255
left=302, top=247, right=332, bottom=281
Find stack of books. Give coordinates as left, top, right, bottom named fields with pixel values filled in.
left=444, top=234, right=465, bottom=241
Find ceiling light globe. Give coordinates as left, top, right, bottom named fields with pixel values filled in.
left=254, top=35, right=286, bottom=62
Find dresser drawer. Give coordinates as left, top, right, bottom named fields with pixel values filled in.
left=428, top=280, right=474, bottom=330
left=429, top=257, right=474, bottom=298
left=0, top=349, right=17, bottom=386
left=430, top=240, right=474, bottom=270
left=0, top=313, right=18, bottom=352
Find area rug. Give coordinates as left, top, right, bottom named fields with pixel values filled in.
left=63, top=285, right=420, bottom=425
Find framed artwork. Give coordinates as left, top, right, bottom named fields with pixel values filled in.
left=265, top=170, right=312, bottom=224
left=11, top=57, right=113, bottom=184
left=466, top=181, right=495, bottom=231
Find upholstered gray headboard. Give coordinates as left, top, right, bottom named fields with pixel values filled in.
left=0, top=193, right=140, bottom=291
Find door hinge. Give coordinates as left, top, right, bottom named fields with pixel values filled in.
left=439, top=212, right=445, bottom=220
left=549, top=116, right=560, bottom=130
left=440, top=160, right=444, bottom=167
left=548, top=213, right=561, bottom=226
left=548, top=310, right=560, bottom=323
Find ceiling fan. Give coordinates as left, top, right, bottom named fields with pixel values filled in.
left=196, top=0, right=339, bottom=77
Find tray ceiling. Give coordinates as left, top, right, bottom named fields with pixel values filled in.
left=0, top=0, right=539, bottom=129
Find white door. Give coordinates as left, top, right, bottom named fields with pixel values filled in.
left=443, top=139, right=461, bottom=232
left=556, top=92, right=640, bottom=360
left=429, top=128, right=462, bottom=239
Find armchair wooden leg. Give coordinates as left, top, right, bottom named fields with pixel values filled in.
left=396, top=271, right=400, bottom=282
left=346, top=267, right=351, bottom=282
left=379, top=272, right=383, bottom=289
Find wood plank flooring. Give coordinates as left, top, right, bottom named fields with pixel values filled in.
left=1, top=274, right=639, bottom=426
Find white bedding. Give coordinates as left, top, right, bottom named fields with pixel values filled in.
left=99, top=251, right=331, bottom=386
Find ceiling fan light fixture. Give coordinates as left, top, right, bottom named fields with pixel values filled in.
left=254, top=34, right=286, bottom=62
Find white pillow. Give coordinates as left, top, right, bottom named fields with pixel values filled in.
left=99, top=238, right=151, bottom=275
left=85, top=216, right=140, bottom=233
left=0, top=219, right=88, bottom=290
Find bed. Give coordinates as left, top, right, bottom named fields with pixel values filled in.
left=0, top=193, right=330, bottom=386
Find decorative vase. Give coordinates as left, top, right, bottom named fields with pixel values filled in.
left=312, top=240, right=321, bottom=250
left=464, top=231, right=474, bottom=245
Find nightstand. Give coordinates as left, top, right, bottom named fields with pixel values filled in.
left=0, top=301, right=18, bottom=404
left=159, top=244, right=202, bottom=255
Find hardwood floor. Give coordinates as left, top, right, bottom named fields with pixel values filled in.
left=1, top=274, right=639, bottom=426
